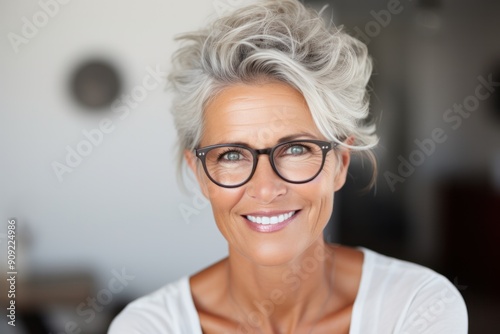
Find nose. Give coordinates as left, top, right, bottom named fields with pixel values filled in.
left=245, top=154, right=287, bottom=203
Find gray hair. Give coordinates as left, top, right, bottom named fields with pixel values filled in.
left=168, top=0, right=378, bottom=189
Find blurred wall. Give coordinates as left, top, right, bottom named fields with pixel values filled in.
left=0, top=0, right=228, bottom=309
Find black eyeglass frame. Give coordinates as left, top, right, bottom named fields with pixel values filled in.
left=195, top=139, right=338, bottom=188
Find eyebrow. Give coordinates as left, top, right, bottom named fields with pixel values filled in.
left=277, top=132, right=317, bottom=143
left=215, top=132, right=320, bottom=148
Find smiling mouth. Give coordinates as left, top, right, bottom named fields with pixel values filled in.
left=245, top=211, right=297, bottom=225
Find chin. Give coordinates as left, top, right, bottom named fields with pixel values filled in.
left=233, top=239, right=311, bottom=267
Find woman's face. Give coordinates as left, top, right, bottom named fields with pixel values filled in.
left=186, top=81, right=350, bottom=266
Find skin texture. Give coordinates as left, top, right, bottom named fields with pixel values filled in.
left=185, top=81, right=363, bottom=333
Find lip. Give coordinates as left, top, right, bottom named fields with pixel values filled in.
left=242, top=210, right=299, bottom=233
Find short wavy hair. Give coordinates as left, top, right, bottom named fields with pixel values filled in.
left=168, top=0, right=378, bottom=189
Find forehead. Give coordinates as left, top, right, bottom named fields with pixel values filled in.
left=201, top=81, right=323, bottom=147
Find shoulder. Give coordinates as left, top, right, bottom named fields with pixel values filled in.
left=353, top=248, right=468, bottom=334
left=108, top=277, right=200, bottom=334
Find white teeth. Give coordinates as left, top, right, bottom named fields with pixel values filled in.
left=246, top=211, right=296, bottom=225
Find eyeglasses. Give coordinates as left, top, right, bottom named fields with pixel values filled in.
left=195, top=139, right=337, bottom=188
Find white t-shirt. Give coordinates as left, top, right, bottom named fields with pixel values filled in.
left=108, top=248, right=468, bottom=333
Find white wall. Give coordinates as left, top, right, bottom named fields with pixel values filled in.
left=0, top=0, right=231, bottom=300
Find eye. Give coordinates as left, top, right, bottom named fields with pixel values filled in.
left=218, top=150, right=244, bottom=162
left=284, top=144, right=308, bottom=155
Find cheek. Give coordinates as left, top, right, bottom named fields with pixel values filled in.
left=316, top=159, right=338, bottom=193
left=316, top=180, right=335, bottom=217
left=302, top=167, right=336, bottom=227
left=205, top=183, right=244, bottom=227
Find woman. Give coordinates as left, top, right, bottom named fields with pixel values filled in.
left=109, top=0, right=467, bottom=333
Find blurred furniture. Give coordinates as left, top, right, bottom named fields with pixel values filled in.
left=0, top=271, right=94, bottom=333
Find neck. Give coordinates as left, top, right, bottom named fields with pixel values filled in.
left=226, top=238, right=335, bottom=333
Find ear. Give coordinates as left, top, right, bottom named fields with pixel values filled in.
left=333, top=136, right=354, bottom=192
left=184, top=149, right=198, bottom=175
left=184, top=150, right=210, bottom=198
